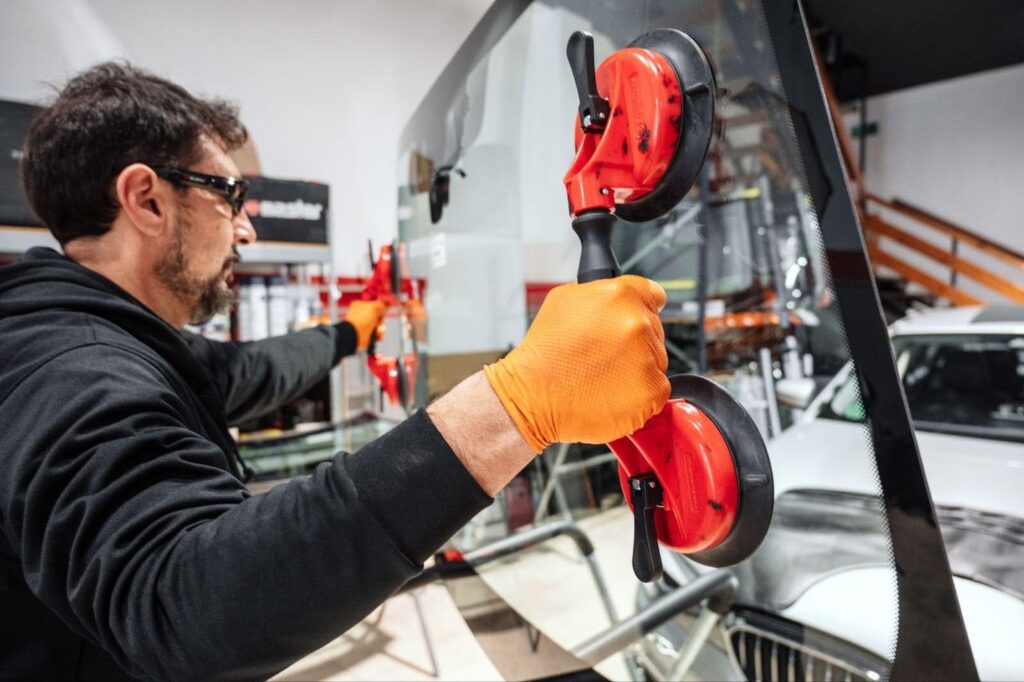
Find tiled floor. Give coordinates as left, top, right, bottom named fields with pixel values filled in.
left=272, top=507, right=640, bottom=681
left=271, top=583, right=502, bottom=681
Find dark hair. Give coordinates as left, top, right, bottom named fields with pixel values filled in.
left=22, top=62, right=248, bottom=245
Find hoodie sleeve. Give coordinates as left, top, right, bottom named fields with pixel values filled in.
left=0, top=343, right=490, bottom=681
left=186, top=322, right=358, bottom=425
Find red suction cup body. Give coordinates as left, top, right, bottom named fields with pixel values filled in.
left=563, top=46, right=683, bottom=215
left=362, top=242, right=420, bottom=409
left=611, top=399, right=739, bottom=553
left=611, top=374, right=773, bottom=578
left=561, top=31, right=772, bottom=582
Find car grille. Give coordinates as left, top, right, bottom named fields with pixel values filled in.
left=725, top=612, right=886, bottom=682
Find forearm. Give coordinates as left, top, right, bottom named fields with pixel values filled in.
left=193, top=323, right=357, bottom=424
left=143, top=461, right=418, bottom=680
left=427, top=371, right=535, bottom=496
left=12, top=403, right=488, bottom=679
left=137, top=411, right=490, bottom=680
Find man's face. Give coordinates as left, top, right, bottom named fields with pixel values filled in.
left=155, top=137, right=257, bottom=325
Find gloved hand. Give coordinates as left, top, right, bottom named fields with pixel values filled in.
left=345, top=300, right=387, bottom=351
left=483, top=276, right=670, bottom=452
left=403, top=299, right=427, bottom=342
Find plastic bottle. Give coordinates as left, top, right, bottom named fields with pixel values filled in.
left=236, top=277, right=253, bottom=342
left=267, top=276, right=290, bottom=337
left=248, top=276, right=270, bottom=340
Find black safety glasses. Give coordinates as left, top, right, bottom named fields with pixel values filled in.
left=152, top=166, right=249, bottom=216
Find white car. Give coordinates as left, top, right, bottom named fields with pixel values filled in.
left=638, top=305, right=1024, bottom=681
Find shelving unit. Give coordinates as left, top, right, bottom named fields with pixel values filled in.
left=237, top=240, right=332, bottom=266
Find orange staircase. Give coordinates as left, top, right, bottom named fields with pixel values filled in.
left=813, top=46, right=1024, bottom=308
left=862, top=195, right=1024, bottom=306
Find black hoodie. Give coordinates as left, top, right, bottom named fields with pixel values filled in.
left=0, top=248, right=490, bottom=681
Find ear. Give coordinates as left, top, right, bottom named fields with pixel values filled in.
left=115, top=164, right=173, bottom=237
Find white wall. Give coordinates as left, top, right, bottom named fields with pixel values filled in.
left=854, top=63, right=1024, bottom=300
left=0, top=0, right=493, bottom=276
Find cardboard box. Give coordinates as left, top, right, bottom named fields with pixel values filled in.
left=426, top=350, right=505, bottom=401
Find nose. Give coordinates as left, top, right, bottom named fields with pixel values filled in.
left=234, top=209, right=258, bottom=245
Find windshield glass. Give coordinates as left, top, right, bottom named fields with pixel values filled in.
left=818, top=333, right=1024, bottom=443
left=396, top=1, right=927, bottom=678
left=896, top=333, right=1024, bottom=443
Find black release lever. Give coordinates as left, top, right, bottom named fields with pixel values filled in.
left=566, top=31, right=610, bottom=133
left=565, top=32, right=619, bottom=284
left=629, top=472, right=664, bottom=583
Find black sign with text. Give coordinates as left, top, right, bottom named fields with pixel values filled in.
left=242, top=176, right=329, bottom=244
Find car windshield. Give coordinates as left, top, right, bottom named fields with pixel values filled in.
left=393, top=0, right=966, bottom=678
left=820, top=333, right=1024, bottom=444
left=898, top=333, right=1024, bottom=443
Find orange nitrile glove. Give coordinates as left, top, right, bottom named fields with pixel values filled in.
left=345, top=300, right=387, bottom=351
left=483, top=275, right=670, bottom=452
left=403, top=299, right=427, bottom=342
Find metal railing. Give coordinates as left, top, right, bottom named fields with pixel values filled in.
left=863, top=193, right=1024, bottom=306
left=812, top=41, right=1023, bottom=308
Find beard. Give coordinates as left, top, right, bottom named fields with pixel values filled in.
left=156, top=217, right=239, bottom=326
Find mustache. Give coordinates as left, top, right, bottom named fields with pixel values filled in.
left=222, top=250, right=241, bottom=271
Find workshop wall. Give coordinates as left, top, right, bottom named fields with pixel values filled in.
left=0, top=0, right=493, bottom=277
left=858, top=63, right=1024, bottom=301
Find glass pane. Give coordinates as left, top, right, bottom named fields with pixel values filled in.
left=895, top=333, right=1024, bottom=443
left=395, top=1, right=941, bottom=679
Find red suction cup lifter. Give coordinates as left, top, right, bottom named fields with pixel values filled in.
left=561, top=31, right=772, bottom=583
left=361, top=241, right=396, bottom=306
left=626, top=374, right=774, bottom=571
left=563, top=31, right=684, bottom=283
left=362, top=242, right=419, bottom=409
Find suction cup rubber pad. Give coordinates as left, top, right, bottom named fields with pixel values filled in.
left=616, top=30, right=716, bottom=223
left=672, top=375, right=774, bottom=567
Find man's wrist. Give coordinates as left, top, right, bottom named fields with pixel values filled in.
left=482, top=360, right=547, bottom=453
left=427, top=371, right=535, bottom=496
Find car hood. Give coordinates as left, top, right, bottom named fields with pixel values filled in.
left=769, top=418, right=1024, bottom=518
left=783, top=567, right=1024, bottom=680
left=701, top=419, right=1024, bottom=633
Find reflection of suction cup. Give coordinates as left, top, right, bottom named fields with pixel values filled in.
left=362, top=242, right=420, bottom=412
left=429, top=166, right=465, bottom=224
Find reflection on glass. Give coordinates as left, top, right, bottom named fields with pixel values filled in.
left=397, top=1, right=898, bottom=679
left=240, top=416, right=397, bottom=479
left=816, top=333, right=1024, bottom=444
left=897, top=334, right=1024, bottom=443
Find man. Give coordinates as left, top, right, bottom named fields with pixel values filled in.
left=0, top=63, right=669, bottom=680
